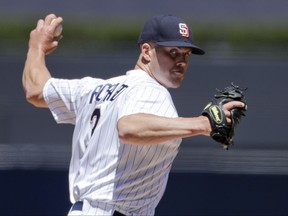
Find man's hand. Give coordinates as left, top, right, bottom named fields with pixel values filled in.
left=202, top=83, right=247, bottom=149
left=29, top=14, right=63, bottom=55
left=222, top=100, right=246, bottom=124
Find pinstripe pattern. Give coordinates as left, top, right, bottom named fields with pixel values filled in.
left=43, top=70, right=181, bottom=216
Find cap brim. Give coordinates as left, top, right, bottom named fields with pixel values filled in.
left=155, top=41, right=205, bottom=55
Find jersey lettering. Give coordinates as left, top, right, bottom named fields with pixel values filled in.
left=89, top=83, right=128, bottom=104
left=110, top=84, right=129, bottom=101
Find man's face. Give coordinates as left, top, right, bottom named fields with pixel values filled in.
left=150, top=46, right=192, bottom=88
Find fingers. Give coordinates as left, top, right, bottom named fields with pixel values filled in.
left=35, top=14, right=57, bottom=33
left=223, top=101, right=246, bottom=124
left=45, top=14, right=63, bottom=38
left=36, top=19, right=44, bottom=30
left=223, top=101, right=245, bottom=111
left=50, top=17, right=64, bottom=40
left=44, top=14, right=57, bottom=25
left=37, top=14, right=63, bottom=36
left=224, top=110, right=232, bottom=124
left=33, top=14, right=57, bottom=35
left=29, top=14, right=63, bottom=55
left=49, top=16, right=64, bottom=32
left=50, top=17, right=64, bottom=26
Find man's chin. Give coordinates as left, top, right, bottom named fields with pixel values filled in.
left=168, top=80, right=182, bottom=89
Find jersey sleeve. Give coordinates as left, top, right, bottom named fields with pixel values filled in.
left=43, top=77, right=100, bottom=124
left=118, top=84, right=178, bottom=120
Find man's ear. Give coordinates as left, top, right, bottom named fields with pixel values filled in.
left=140, top=43, right=153, bottom=62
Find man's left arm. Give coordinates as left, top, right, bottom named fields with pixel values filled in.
left=117, top=101, right=244, bottom=145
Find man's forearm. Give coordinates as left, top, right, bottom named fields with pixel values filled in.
left=117, top=113, right=211, bottom=145
left=22, top=48, right=51, bottom=108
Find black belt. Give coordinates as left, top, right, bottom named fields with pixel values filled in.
left=71, top=201, right=126, bottom=216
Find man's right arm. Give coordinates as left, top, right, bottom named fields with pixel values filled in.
left=23, top=48, right=51, bottom=108
left=22, top=14, right=63, bottom=108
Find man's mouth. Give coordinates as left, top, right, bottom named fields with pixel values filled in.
left=171, top=69, right=184, bottom=77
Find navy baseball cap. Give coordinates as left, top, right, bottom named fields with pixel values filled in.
left=138, top=15, right=205, bottom=55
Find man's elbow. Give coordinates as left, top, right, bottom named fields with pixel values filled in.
left=25, top=90, right=47, bottom=108
left=117, top=116, right=138, bottom=144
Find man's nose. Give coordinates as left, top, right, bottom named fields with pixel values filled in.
left=176, top=57, right=188, bottom=67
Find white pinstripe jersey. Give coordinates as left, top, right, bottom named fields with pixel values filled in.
left=43, top=69, right=182, bottom=215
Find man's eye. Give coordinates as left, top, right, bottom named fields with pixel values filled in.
left=169, top=50, right=179, bottom=58
left=185, top=51, right=192, bottom=57
left=169, top=50, right=191, bottom=59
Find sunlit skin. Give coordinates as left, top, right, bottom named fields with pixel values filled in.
left=152, top=46, right=192, bottom=88
left=136, top=43, right=192, bottom=89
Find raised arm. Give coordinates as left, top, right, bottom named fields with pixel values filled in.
left=22, top=14, right=63, bottom=108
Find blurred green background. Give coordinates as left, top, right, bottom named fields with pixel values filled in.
left=1, top=0, right=288, bottom=51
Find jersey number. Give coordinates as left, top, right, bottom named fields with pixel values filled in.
left=90, top=108, right=101, bottom=136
